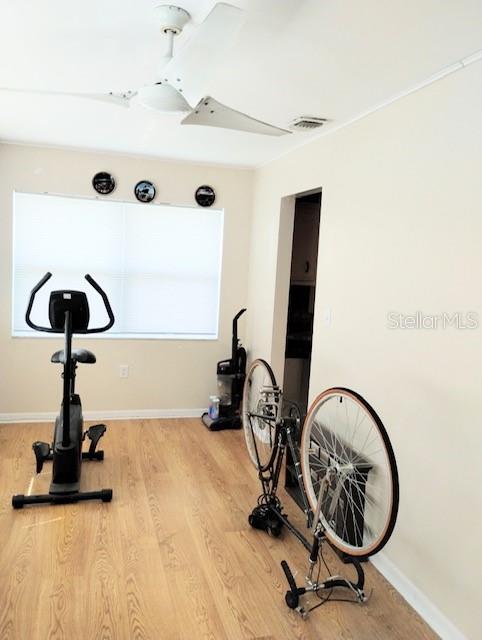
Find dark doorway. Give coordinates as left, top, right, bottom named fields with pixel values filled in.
left=282, top=191, right=321, bottom=415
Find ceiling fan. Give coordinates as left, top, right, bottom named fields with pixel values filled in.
left=0, top=3, right=291, bottom=137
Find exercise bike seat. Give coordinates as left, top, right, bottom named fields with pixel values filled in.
left=51, top=348, right=96, bottom=364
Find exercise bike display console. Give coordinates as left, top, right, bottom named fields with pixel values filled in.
left=12, top=272, right=115, bottom=509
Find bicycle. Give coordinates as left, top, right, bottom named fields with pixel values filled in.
left=242, top=358, right=399, bottom=616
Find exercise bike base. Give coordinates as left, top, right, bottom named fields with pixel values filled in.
left=50, top=480, right=80, bottom=494
left=12, top=488, right=113, bottom=509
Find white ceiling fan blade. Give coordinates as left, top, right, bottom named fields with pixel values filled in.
left=0, top=87, right=133, bottom=107
left=182, top=96, right=291, bottom=136
left=161, top=3, right=244, bottom=105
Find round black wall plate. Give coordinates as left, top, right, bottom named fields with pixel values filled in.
left=195, top=185, right=216, bottom=207
left=135, top=180, right=156, bottom=203
left=92, top=172, right=116, bottom=195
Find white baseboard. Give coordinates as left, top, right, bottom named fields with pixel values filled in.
left=371, top=553, right=467, bottom=640
left=0, top=408, right=206, bottom=423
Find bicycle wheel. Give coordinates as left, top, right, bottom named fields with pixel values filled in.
left=242, top=359, right=279, bottom=471
left=301, top=388, right=399, bottom=557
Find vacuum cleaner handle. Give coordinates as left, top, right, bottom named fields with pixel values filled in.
left=232, top=308, right=246, bottom=361
left=233, top=308, right=247, bottom=324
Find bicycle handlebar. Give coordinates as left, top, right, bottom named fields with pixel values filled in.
left=25, top=272, right=115, bottom=334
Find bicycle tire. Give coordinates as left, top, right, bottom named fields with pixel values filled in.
left=242, top=359, right=279, bottom=472
left=301, top=387, right=399, bottom=557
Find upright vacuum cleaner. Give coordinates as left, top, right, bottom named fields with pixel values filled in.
left=202, top=308, right=247, bottom=431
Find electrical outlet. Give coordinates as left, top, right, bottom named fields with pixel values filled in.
left=119, top=365, right=129, bottom=378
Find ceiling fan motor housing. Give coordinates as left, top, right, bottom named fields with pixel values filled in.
left=155, top=5, right=191, bottom=34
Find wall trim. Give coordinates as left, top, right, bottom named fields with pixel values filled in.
left=0, top=408, right=206, bottom=423
left=371, top=553, right=467, bottom=640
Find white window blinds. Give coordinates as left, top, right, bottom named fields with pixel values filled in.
left=12, top=192, right=223, bottom=339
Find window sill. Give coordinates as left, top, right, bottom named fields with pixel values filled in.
left=11, top=331, right=218, bottom=341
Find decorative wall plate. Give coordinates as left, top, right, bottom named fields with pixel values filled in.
left=92, top=172, right=116, bottom=195
left=134, top=180, right=156, bottom=203
left=195, top=185, right=216, bottom=207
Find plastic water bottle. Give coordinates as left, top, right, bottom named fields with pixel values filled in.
left=208, top=395, right=220, bottom=420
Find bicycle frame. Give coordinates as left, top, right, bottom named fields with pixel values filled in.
left=251, top=412, right=314, bottom=542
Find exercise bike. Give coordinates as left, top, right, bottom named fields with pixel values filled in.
left=12, top=272, right=115, bottom=509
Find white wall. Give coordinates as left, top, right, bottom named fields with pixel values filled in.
left=0, top=144, right=254, bottom=415
left=246, top=62, right=482, bottom=639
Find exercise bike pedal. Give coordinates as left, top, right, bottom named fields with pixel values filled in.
left=84, top=424, right=107, bottom=458
left=32, top=441, right=52, bottom=473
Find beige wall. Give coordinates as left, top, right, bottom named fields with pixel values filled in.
left=246, top=62, right=482, bottom=639
left=0, top=145, right=253, bottom=414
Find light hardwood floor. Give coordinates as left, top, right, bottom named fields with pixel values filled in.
left=0, top=419, right=437, bottom=640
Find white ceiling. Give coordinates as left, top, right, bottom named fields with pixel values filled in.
left=0, top=0, right=481, bottom=167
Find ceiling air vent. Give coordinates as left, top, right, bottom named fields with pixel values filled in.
left=290, top=116, right=327, bottom=130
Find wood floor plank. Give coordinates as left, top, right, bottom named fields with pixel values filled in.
left=0, top=419, right=437, bottom=640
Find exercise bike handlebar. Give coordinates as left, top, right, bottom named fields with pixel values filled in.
left=25, top=272, right=115, bottom=334
left=25, top=272, right=55, bottom=333
left=84, top=274, right=115, bottom=333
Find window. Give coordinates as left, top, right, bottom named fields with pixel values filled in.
left=12, top=192, right=224, bottom=339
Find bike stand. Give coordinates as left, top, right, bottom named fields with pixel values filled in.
left=281, top=553, right=366, bottom=617
left=248, top=499, right=367, bottom=616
